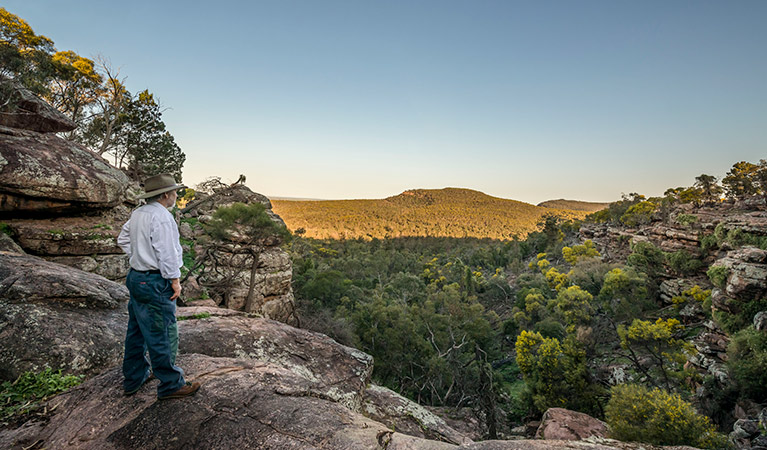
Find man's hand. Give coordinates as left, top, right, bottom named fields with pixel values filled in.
left=170, top=278, right=181, bottom=300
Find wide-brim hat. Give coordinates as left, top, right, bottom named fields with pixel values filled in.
left=138, top=173, right=188, bottom=199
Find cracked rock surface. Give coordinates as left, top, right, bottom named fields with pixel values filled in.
left=0, top=251, right=128, bottom=380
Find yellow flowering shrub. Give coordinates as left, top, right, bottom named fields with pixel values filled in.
left=562, top=240, right=600, bottom=265
left=606, top=384, right=726, bottom=449
left=617, top=318, right=696, bottom=391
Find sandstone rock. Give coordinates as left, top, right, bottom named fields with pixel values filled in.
left=5, top=205, right=130, bottom=256
left=0, top=354, right=703, bottom=450
left=177, top=311, right=372, bottom=411
left=659, top=278, right=696, bottom=304
left=0, top=80, right=76, bottom=133
left=180, top=275, right=206, bottom=301
left=428, top=406, right=484, bottom=441
left=363, top=384, right=472, bottom=445
left=183, top=183, right=284, bottom=225
left=197, top=239, right=296, bottom=324
left=46, top=254, right=129, bottom=280
left=183, top=298, right=218, bottom=307
left=732, top=419, right=759, bottom=439
left=534, top=408, right=608, bottom=440
left=0, top=354, right=440, bottom=450
left=182, top=184, right=296, bottom=324
left=0, top=252, right=128, bottom=380
left=0, top=232, right=23, bottom=253
left=753, top=311, right=767, bottom=331
left=718, top=247, right=767, bottom=301
left=0, top=252, right=127, bottom=308
left=0, top=126, right=132, bottom=213
left=178, top=220, right=193, bottom=239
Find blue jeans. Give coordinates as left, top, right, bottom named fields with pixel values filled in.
left=123, top=269, right=185, bottom=397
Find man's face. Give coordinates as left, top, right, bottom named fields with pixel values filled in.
left=162, top=190, right=178, bottom=207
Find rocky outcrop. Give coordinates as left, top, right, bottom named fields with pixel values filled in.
left=0, top=126, right=133, bottom=214
left=183, top=183, right=285, bottom=226
left=715, top=247, right=767, bottom=301
left=0, top=251, right=128, bottom=380
left=0, top=352, right=702, bottom=450
left=0, top=80, right=76, bottom=133
left=180, top=184, right=296, bottom=324
left=534, top=408, right=608, bottom=440
left=177, top=308, right=371, bottom=411
left=363, top=384, right=472, bottom=445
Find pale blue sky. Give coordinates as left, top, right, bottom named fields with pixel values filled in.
left=6, top=1, right=766, bottom=203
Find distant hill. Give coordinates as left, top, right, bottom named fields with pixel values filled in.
left=271, top=188, right=591, bottom=240
left=537, top=199, right=610, bottom=213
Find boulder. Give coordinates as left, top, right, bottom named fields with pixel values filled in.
left=179, top=185, right=295, bottom=325
left=0, top=80, right=76, bottom=133
left=755, top=311, right=767, bottom=331
left=176, top=310, right=372, bottom=411
left=194, top=226, right=296, bottom=324
left=718, top=247, right=767, bottom=301
left=534, top=408, right=608, bottom=440
left=0, top=252, right=128, bottom=380
left=731, top=419, right=759, bottom=439
left=362, top=384, right=472, bottom=445
left=0, top=126, right=132, bottom=214
left=0, top=232, right=23, bottom=253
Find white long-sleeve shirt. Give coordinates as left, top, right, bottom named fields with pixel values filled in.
left=117, top=202, right=183, bottom=279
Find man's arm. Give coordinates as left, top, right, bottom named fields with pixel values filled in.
left=117, top=220, right=131, bottom=256
left=151, top=217, right=183, bottom=300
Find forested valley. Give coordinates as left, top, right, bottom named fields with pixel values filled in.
left=288, top=159, right=767, bottom=448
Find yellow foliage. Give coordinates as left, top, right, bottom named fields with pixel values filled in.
left=562, top=240, right=600, bottom=265
left=606, top=384, right=725, bottom=448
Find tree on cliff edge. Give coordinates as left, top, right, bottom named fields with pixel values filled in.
left=0, top=8, right=186, bottom=182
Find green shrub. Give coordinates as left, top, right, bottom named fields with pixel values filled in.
left=620, top=201, right=657, bottom=227
left=0, top=368, right=83, bottom=423
left=665, top=250, right=704, bottom=275
left=714, top=297, right=767, bottom=334
left=700, top=234, right=718, bottom=252
left=706, top=265, right=729, bottom=289
left=675, top=213, right=698, bottom=227
left=727, top=327, right=767, bottom=402
left=627, top=241, right=665, bottom=278
left=0, top=222, right=13, bottom=236
left=177, top=312, right=211, bottom=321
left=714, top=223, right=767, bottom=250
left=605, top=384, right=726, bottom=448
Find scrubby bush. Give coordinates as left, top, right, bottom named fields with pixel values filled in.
left=727, top=327, right=767, bottom=402
left=715, top=297, right=767, bottom=334
left=515, top=331, right=603, bottom=415
left=620, top=201, right=657, bottom=227
left=706, top=265, right=729, bottom=289
left=1, top=368, right=83, bottom=423
left=605, top=384, right=726, bottom=448
left=598, top=267, right=651, bottom=321
left=665, top=250, right=704, bottom=276
left=562, top=240, right=600, bottom=265
left=627, top=241, right=665, bottom=278
left=675, top=213, right=698, bottom=227
left=700, top=233, right=718, bottom=252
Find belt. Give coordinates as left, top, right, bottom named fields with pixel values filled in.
left=131, top=268, right=161, bottom=275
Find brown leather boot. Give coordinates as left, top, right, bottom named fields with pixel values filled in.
left=158, top=381, right=200, bottom=400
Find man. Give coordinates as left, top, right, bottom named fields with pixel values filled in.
left=117, top=173, right=200, bottom=399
